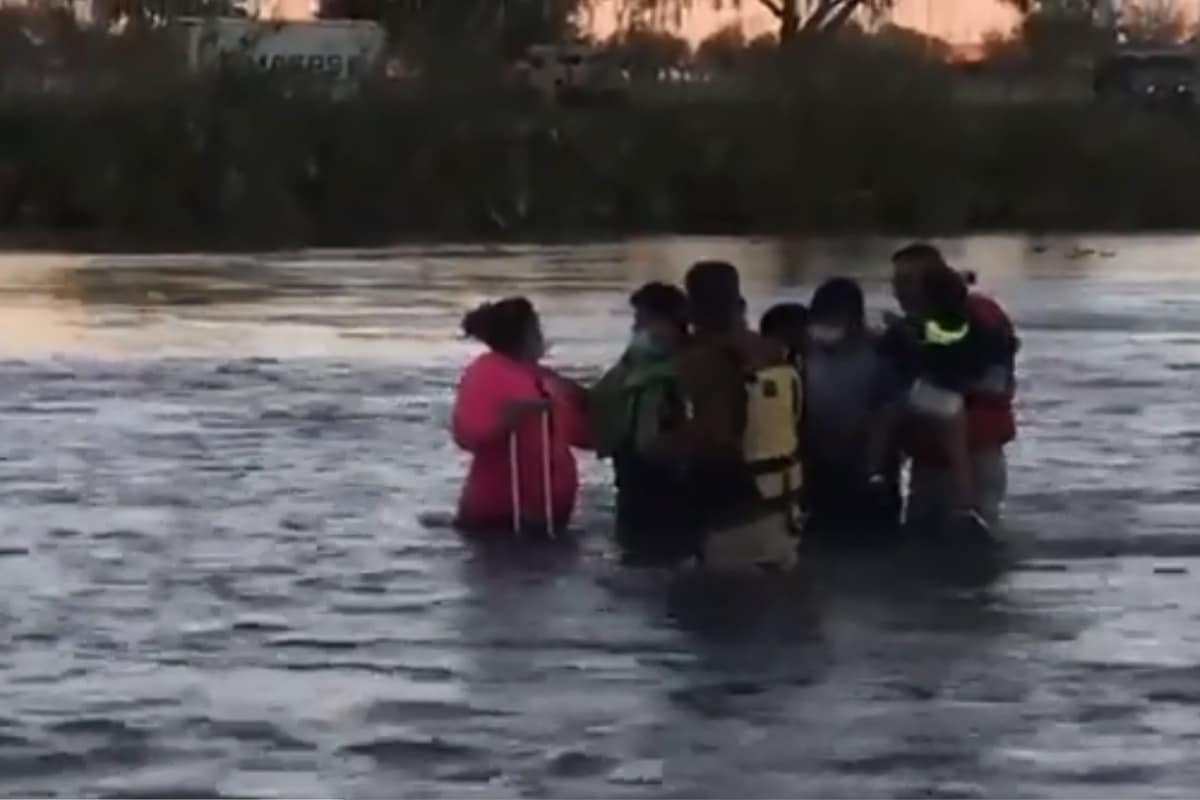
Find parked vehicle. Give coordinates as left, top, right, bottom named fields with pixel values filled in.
left=176, top=17, right=386, bottom=84
left=1094, top=46, right=1197, bottom=110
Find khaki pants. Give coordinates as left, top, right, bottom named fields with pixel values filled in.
left=907, top=448, right=1008, bottom=532
left=701, top=512, right=798, bottom=572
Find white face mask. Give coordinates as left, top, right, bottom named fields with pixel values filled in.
left=629, top=329, right=665, bottom=357
left=808, top=323, right=846, bottom=345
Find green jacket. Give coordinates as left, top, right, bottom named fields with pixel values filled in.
left=590, top=349, right=679, bottom=459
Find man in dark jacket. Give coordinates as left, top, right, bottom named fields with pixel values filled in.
left=881, top=243, right=1020, bottom=535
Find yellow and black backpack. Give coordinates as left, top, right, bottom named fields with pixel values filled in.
left=740, top=361, right=804, bottom=527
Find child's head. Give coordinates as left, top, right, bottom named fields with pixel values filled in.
left=630, top=282, right=688, bottom=354
left=759, top=302, right=808, bottom=353
left=808, top=277, right=865, bottom=345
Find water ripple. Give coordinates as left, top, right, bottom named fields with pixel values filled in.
left=1, top=238, right=1199, bottom=797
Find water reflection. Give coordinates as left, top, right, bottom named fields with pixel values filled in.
left=0, top=234, right=1195, bottom=359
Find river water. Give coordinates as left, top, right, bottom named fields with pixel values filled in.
left=1, top=235, right=1199, bottom=798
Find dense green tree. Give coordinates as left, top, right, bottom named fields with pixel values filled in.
left=1000, top=0, right=1112, bottom=67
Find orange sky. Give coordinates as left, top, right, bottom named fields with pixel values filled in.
left=890, top=0, right=1021, bottom=43
left=265, top=0, right=1200, bottom=47
left=263, top=0, right=1022, bottom=44
left=588, top=0, right=1024, bottom=45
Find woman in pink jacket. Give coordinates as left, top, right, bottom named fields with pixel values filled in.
left=453, top=297, right=590, bottom=537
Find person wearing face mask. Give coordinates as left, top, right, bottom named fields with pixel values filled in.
left=802, top=278, right=903, bottom=544
left=880, top=243, right=1019, bottom=540
left=453, top=297, right=591, bottom=537
left=590, top=282, right=697, bottom=563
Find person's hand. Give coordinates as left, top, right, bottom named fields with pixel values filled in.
left=500, top=397, right=551, bottom=432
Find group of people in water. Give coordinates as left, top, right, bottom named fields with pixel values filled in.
left=451, top=243, right=1020, bottom=572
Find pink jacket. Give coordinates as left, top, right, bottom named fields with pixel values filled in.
left=452, top=351, right=590, bottom=534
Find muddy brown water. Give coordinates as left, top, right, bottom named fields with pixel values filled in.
left=1, top=236, right=1199, bottom=798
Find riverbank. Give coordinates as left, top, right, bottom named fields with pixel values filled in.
left=3, top=79, right=1199, bottom=250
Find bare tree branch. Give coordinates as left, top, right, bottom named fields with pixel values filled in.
left=823, top=0, right=863, bottom=31
left=604, top=0, right=890, bottom=42
left=754, top=0, right=784, bottom=18
left=801, top=0, right=840, bottom=32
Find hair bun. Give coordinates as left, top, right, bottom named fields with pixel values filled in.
left=462, top=302, right=494, bottom=341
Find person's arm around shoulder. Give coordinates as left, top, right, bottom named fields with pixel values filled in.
left=876, top=314, right=921, bottom=385
left=538, top=366, right=594, bottom=451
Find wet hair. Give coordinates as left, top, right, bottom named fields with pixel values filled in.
left=759, top=303, right=808, bottom=340
left=685, top=260, right=742, bottom=329
left=630, top=282, right=688, bottom=331
left=461, top=296, right=538, bottom=357
left=921, top=264, right=969, bottom=327
left=892, top=242, right=948, bottom=269
left=809, top=277, right=866, bottom=330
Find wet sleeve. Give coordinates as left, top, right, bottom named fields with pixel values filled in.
left=451, top=360, right=509, bottom=453
left=588, top=361, right=629, bottom=458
